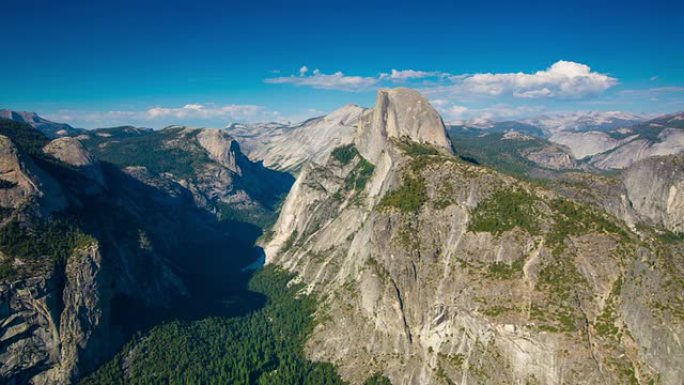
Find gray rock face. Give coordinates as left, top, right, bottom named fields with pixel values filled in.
left=549, top=131, right=635, bottom=160
left=228, top=104, right=366, bottom=172
left=0, top=271, right=60, bottom=385
left=42, top=137, right=104, bottom=187
left=196, top=128, right=241, bottom=174
left=42, top=138, right=96, bottom=168
left=265, top=88, right=683, bottom=385
left=355, top=88, right=453, bottom=164
left=547, top=113, right=684, bottom=170
left=0, top=135, right=67, bottom=215
left=622, top=155, right=684, bottom=232
left=0, top=240, right=187, bottom=385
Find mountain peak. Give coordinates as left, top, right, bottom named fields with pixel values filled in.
left=0, top=109, right=82, bottom=138
left=355, top=88, right=453, bottom=163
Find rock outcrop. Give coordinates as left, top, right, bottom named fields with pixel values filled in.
left=42, top=137, right=104, bottom=187
left=355, top=88, right=453, bottom=164
left=265, top=88, right=684, bottom=385
left=0, top=135, right=67, bottom=216
left=622, top=155, right=684, bottom=232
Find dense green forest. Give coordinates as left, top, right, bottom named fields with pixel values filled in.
left=80, top=267, right=391, bottom=385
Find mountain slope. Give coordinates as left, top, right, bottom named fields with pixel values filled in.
left=0, top=110, right=84, bottom=138
left=448, top=129, right=577, bottom=178
left=524, top=111, right=644, bottom=135
left=263, top=89, right=683, bottom=385
left=549, top=112, right=684, bottom=169
left=227, top=104, right=366, bottom=172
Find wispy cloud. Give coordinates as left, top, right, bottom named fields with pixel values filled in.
left=146, top=104, right=269, bottom=120
left=379, top=69, right=444, bottom=81
left=45, top=103, right=285, bottom=129
left=620, top=86, right=684, bottom=96
left=264, top=69, right=379, bottom=91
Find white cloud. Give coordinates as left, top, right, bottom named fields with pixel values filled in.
left=380, top=69, right=439, bottom=81
left=267, top=61, right=617, bottom=98
left=47, top=103, right=285, bottom=129
left=620, top=86, right=684, bottom=96
left=448, top=60, right=618, bottom=99
left=265, top=69, right=378, bottom=91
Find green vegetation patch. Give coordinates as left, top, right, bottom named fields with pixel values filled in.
left=0, top=118, right=51, bottom=157
left=468, top=189, right=540, bottom=235
left=331, top=144, right=359, bottom=165
left=485, top=259, right=524, bottom=280
left=0, top=219, right=96, bottom=281
left=80, top=267, right=382, bottom=385
left=0, top=261, right=14, bottom=280
left=546, top=198, right=627, bottom=255
left=330, top=144, right=376, bottom=202
left=533, top=257, right=587, bottom=333
left=594, top=277, right=623, bottom=340
left=0, top=220, right=94, bottom=264
left=344, top=157, right=375, bottom=192
left=379, top=174, right=427, bottom=213
left=363, top=373, right=393, bottom=385
left=396, top=139, right=441, bottom=157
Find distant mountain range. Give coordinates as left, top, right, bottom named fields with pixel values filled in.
left=1, top=107, right=682, bottom=173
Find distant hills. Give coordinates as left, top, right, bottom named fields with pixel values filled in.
left=1, top=107, right=682, bottom=173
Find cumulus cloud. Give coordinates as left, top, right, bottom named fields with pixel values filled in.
left=434, top=60, right=618, bottom=99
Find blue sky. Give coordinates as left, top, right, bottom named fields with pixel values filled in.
left=2, top=0, right=683, bottom=128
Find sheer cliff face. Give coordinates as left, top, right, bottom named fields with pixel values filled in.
left=622, top=155, right=684, bottom=233
left=0, top=129, right=188, bottom=384
left=265, top=89, right=683, bottom=385
left=355, top=88, right=453, bottom=164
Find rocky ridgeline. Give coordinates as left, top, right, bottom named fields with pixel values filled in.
left=264, top=88, right=684, bottom=385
